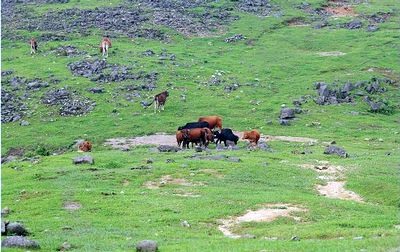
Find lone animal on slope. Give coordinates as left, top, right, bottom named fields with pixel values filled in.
left=242, top=130, right=260, bottom=145
left=99, top=37, right=112, bottom=58
left=153, top=91, right=169, bottom=113
left=78, top=141, right=92, bottom=152
left=29, top=38, right=38, bottom=54
left=198, top=116, right=222, bottom=129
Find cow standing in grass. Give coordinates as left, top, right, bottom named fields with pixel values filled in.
left=153, top=91, right=169, bottom=113
left=29, top=38, right=38, bottom=54
left=242, top=130, right=260, bottom=145
left=99, top=37, right=112, bottom=58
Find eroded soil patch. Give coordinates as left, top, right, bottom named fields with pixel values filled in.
left=325, top=6, right=357, bottom=17
left=63, top=201, right=81, bottom=211
left=218, top=204, right=307, bottom=238
left=316, top=181, right=363, bottom=202
left=144, top=175, right=205, bottom=189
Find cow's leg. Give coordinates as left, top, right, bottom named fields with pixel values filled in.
left=154, top=100, right=157, bottom=113
left=106, top=44, right=109, bottom=58
left=224, top=140, right=227, bottom=147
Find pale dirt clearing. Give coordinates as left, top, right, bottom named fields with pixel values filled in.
left=144, top=175, right=205, bottom=189
left=104, top=133, right=318, bottom=149
left=218, top=204, right=307, bottom=238
left=316, top=181, right=364, bottom=202
left=318, top=51, right=346, bottom=56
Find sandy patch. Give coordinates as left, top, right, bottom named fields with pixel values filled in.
left=144, top=175, right=204, bottom=189
left=199, top=169, right=224, bottom=178
left=325, top=6, right=357, bottom=17
left=316, top=181, right=363, bottom=202
left=105, top=133, right=318, bottom=149
left=218, top=204, right=307, bottom=238
left=173, top=191, right=201, bottom=198
left=301, top=161, right=363, bottom=202
left=122, top=179, right=130, bottom=186
left=318, top=51, right=346, bottom=56
left=63, top=201, right=81, bottom=211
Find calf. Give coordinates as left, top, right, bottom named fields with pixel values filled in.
left=78, top=141, right=92, bottom=152
left=178, top=121, right=209, bottom=131
left=100, top=37, right=112, bottom=58
left=242, top=130, right=260, bottom=145
left=176, top=130, right=184, bottom=147
left=214, top=128, right=239, bottom=146
left=153, top=91, right=169, bottom=113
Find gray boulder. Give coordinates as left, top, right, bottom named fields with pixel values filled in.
left=280, top=108, right=295, bottom=119
left=136, top=240, right=158, bottom=252
left=72, top=155, right=94, bottom=165
left=6, top=222, right=29, bottom=236
left=324, top=145, right=348, bottom=158
left=279, top=119, right=291, bottom=126
left=1, top=221, right=6, bottom=235
left=1, top=236, right=40, bottom=249
left=157, top=145, right=180, bottom=152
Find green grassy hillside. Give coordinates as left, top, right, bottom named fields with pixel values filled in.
left=1, top=0, right=399, bottom=251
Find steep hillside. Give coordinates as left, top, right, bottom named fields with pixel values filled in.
left=1, top=0, right=399, bottom=251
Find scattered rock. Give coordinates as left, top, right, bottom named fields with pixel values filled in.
left=237, top=0, right=278, bottom=17
left=291, top=236, right=300, bottom=241
left=280, top=108, right=295, bottom=119
left=142, top=50, right=155, bottom=56
left=1, top=236, right=40, bottom=249
left=366, top=25, right=378, bottom=32
left=72, top=156, right=94, bottom=165
left=58, top=241, right=72, bottom=251
left=1, top=90, right=27, bottom=123
left=324, top=145, right=348, bottom=158
left=181, top=220, right=191, bottom=228
left=87, top=87, right=104, bottom=94
left=225, top=34, right=246, bottom=43
left=136, top=240, right=158, bottom=252
left=345, top=20, right=362, bottom=29
left=19, top=120, right=29, bottom=126
left=1, top=221, right=6, bottom=235
left=157, top=145, right=181, bottom=152
left=53, top=45, right=85, bottom=57
left=6, top=222, right=29, bottom=236
left=279, top=119, right=291, bottom=126
left=1, top=207, right=11, bottom=217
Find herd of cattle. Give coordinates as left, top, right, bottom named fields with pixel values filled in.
left=176, top=116, right=260, bottom=148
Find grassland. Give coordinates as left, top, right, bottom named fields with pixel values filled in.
left=1, top=0, right=400, bottom=251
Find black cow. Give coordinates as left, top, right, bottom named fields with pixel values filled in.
left=213, top=128, right=239, bottom=146
left=178, top=121, right=209, bottom=131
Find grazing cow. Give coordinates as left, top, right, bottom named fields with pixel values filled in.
left=78, top=141, right=92, bottom=152
left=242, top=130, right=260, bottom=145
left=214, top=128, right=239, bottom=146
left=99, top=37, right=112, bottom=58
left=29, top=38, right=38, bottom=54
left=178, top=121, right=209, bottom=131
left=203, top=128, right=214, bottom=146
left=198, top=116, right=222, bottom=129
left=181, top=128, right=212, bottom=148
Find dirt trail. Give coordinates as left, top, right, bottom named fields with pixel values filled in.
left=218, top=204, right=307, bottom=238
left=104, top=133, right=318, bottom=149
left=300, top=161, right=363, bottom=202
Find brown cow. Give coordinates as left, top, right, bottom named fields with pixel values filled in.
left=181, top=128, right=210, bottom=149
left=100, top=37, right=112, bottom=58
left=29, top=38, right=38, bottom=54
left=198, top=116, right=222, bottom=129
left=153, top=91, right=169, bottom=113
left=242, top=130, right=260, bottom=145
left=78, top=141, right=92, bottom=152
left=176, top=130, right=184, bottom=147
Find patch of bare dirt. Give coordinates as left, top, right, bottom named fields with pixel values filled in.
left=286, top=17, right=309, bottom=27
left=122, top=179, right=130, bottom=186
left=172, top=190, right=201, bottom=198
left=316, top=181, right=363, bottom=202
left=63, top=201, right=81, bottom=211
left=318, top=51, right=347, bottom=56
left=144, top=175, right=205, bottom=189
left=366, top=67, right=400, bottom=83
left=199, top=169, right=224, bottom=178
left=105, top=133, right=318, bottom=149
left=325, top=6, right=357, bottom=17
left=300, top=161, right=363, bottom=202
left=218, top=204, right=307, bottom=238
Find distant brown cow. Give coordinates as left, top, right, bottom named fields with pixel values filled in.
left=181, top=128, right=212, bottom=148
left=29, top=38, right=38, bottom=54
left=78, top=141, right=92, bottom=152
left=242, top=130, right=260, bottom=145
left=198, top=116, right=222, bottom=129
left=100, top=37, right=112, bottom=58
left=153, top=91, right=169, bottom=113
